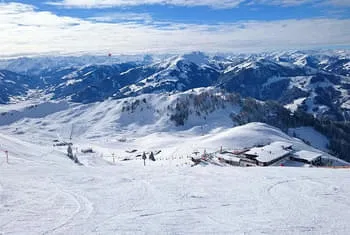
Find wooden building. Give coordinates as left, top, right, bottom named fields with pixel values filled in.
left=290, top=150, right=322, bottom=166
left=243, top=142, right=293, bottom=166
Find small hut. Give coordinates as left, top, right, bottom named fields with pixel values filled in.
left=290, top=150, right=322, bottom=166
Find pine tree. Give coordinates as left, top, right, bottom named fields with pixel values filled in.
left=149, top=152, right=155, bottom=161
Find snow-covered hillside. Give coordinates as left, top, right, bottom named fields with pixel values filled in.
left=1, top=122, right=350, bottom=234
left=0, top=89, right=346, bottom=165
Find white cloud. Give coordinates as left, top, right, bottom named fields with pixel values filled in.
left=251, top=0, right=350, bottom=7
left=89, top=12, right=153, bottom=23
left=250, top=0, right=350, bottom=7
left=0, top=2, right=349, bottom=57
left=47, top=0, right=244, bottom=9
left=249, top=0, right=320, bottom=7
left=326, top=0, right=350, bottom=7
left=47, top=0, right=350, bottom=8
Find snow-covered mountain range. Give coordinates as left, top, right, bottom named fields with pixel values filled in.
left=1, top=50, right=349, bottom=121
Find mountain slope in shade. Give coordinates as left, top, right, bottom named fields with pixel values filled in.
left=0, top=70, right=41, bottom=104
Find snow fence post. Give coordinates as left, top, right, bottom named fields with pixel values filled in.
left=4, top=150, right=9, bottom=164
left=142, top=152, right=147, bottom=166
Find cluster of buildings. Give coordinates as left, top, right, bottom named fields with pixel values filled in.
left=193, top=141, right=324, bottom=167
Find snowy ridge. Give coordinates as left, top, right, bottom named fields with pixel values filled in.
left=0, top=54, right=147, bottom=75
left=0, top=88, right=345, bottom=165
left=0, top=88, right=239, bottom=140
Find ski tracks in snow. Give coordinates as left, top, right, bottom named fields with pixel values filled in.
left=261, top=175, right=350, bottom=234
left=42, top=178, right=94, bottom=235
left=91, top=177, right=152, bottom=233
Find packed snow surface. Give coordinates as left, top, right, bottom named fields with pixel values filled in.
left=1, top=120, right=350, bottom=234
left=1, top=133, right=350, bottom=234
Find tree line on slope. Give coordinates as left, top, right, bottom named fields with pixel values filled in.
left=169, top=90, right=350, bottom=162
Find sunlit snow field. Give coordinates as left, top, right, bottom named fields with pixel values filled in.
left=1, top=149, right=350, bottom=234
left=0, top=97, right=350, bottom=234
left=1, top=129, right=350, bottom=234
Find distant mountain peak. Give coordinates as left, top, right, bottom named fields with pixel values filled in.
left=0, top=50, right=349, bottom=122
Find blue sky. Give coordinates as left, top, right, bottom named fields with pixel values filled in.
left=10, top=0, right=350, bottom=23
left=0, top=0, right=349, bottom=56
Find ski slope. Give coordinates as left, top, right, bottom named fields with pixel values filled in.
left=0, top=96, right=350, bottom=234
left=1, top=128, right=350, bottom=234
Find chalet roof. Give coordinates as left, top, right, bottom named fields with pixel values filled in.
left=244, top=141, right=293, bottom=163
left=217, top=153, right=241, bottom=163
left=292, top=150, right=322, bottom=162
